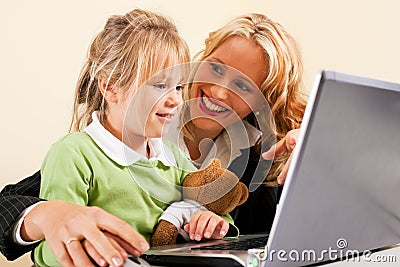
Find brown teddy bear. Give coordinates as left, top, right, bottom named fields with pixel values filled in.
left=151, top=158, right=249, bottom=247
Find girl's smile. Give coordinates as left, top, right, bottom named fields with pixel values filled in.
left=155, top=111, right=176, bottom=123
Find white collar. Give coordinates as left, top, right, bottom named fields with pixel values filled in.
left=222, top=119, right=262, bottom=154
left=203, top=120, right=262, bottom=168
left=167, top=118, right=261, bottom=169
left=84, top=111, right=176, bottom=167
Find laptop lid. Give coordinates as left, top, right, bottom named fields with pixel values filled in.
left=264, top=70, right=400, bottom=266
left=139, top=70, right=400, bottom=267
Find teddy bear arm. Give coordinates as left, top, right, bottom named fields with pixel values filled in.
left=151, top=220, right=179, bottom=247
left=237, top=182, right=249, bottom=206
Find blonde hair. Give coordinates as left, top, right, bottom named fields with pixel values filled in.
left=184, top=13, right=307, bottom=184
left=70, top=9, right=190, bottom=132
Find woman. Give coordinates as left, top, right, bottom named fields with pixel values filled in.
left=179, top=12, right=306, bottom=237
left=0, top=12, right=306, bottom=267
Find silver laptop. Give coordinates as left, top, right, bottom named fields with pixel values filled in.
left=137, top=70, right=400, bottom=267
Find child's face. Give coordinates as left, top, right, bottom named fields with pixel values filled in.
left=125, top=68, right=184, bottom=139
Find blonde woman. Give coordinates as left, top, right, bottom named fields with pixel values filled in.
left=1, top=12, right=306, bottom=266
left=175, top=13, right=306, bottom=237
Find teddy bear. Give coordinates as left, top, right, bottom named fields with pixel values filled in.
left=151, top=158, right=249, bottom=247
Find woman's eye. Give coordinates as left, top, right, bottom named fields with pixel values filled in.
left=210, top=62, right=223, bottom=76
left=175, top=84, right=183, bottom=91
left=234, top=80, right=250, bottom=92
left=154, top=83, right=167, bottom=90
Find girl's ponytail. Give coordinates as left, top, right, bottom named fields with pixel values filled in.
left=69, top=60, right=104, bottom=132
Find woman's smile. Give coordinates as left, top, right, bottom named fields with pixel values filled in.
left=199, top=90, right=230, bottom=116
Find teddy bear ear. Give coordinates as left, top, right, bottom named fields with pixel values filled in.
left=237, top=182, right=249, bottom=206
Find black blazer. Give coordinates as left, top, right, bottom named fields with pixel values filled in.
left=0, top=171, right=42, bottom=260
left=229, top=145, right=282, bottom=234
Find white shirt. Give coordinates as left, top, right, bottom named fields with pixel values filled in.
left=158, top=199, right=207, bottom=241
left=165, top=117, right=262, bottom=169
left=84, top=111, right=176, bottom=167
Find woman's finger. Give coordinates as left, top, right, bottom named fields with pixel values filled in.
left=103, top=231, right=142, bottom=258
left=65, top=237, right=96, bottom=267
left=82, top=233, right=131, bottom=267
left=82, top=239, right=108, bottom=267
left=90, top=206, right=149, bottom=253
left=79, top=225, right=125, bottom=267
left=106, top=233, right=129, bottom=259
left=277, top=152, right=294, bottom=184
left=262, top=129, right=300, bottom=160
left=46, top=240, right=75, bottom=267
left=262, top=137, right=286, bottom=160
left=286, top=129, right=299, bottom=151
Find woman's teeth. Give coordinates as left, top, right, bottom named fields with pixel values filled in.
left=202, top=95, right=228, bottom=112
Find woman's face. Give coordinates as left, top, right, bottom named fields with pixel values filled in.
left=189, top=36, right=268, bottom=132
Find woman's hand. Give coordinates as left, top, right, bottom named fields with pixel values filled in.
left=183, top=210, right=229, bottom=241
left=82, top=232, right=144, bottom=267
left=22, top=200, right=149, bottom=267
left=262, top=129, right=300, bottom=185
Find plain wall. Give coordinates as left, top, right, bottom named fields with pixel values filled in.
left=1, top=0, right=399, bottom=266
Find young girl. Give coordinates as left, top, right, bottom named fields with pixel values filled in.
left=34, top=9, right=231, bottom=267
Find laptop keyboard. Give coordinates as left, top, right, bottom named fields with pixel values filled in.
left=191, top=236, right=267, bottom=251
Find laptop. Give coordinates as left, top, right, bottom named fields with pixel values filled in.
left=136, top=70, right=400, bottom=266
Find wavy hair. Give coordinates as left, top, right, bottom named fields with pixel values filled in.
left=183, top=13, right=307, bottom=184
left=69, top=9, right=190, bottom=132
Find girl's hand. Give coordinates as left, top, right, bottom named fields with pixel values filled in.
left=183, top=210, right=229, bottom=241
left=22, top=200, right=149, bottom=267
left=262, top=129, right=300, bottom=185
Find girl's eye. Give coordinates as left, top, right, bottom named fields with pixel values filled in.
left=234, top=80, right=250, bottom=92
left=154, top=83, right=167, bottom=90
left=210, top=62, right=223, bottom=76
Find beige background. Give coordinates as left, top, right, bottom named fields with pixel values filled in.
left=1, top=0, right=399, bottom=266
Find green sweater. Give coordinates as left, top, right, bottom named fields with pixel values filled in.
left=34, top=132, right=196, bottom=267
